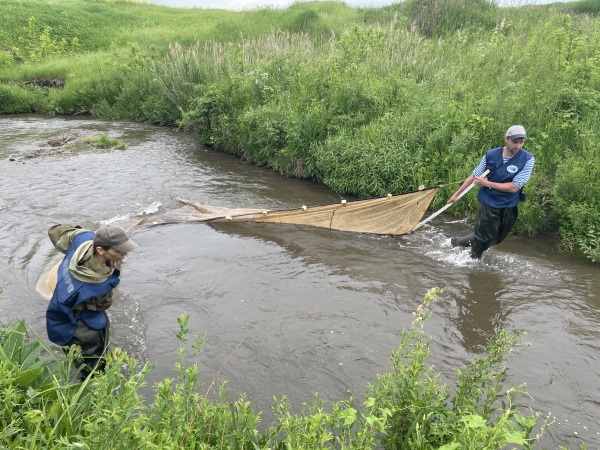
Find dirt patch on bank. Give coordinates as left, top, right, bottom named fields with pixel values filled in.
left=12, top=147, right=74, bottom=161
left=21, top=78, right=65, bottom=89
left=45, top=130, right=107, bottom=146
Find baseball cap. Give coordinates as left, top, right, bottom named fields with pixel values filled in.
left=505, top=125, right=527, bottom=140
left=94, top=224, right=137, bottom=253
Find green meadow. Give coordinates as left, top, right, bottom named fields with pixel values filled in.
left=2, top=0, right=600, bottom=262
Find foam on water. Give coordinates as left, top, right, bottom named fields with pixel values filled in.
left=106, top=297, right=149, bottom=366
left=98, top=200, right=162, bottom=226
left=401, top=224, right=562, bottom=279
left=0, top=201, right=17, bottom=212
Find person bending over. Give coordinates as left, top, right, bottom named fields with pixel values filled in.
left=46, top=224, right=137, bottom=376
left=447, top=125, right=535, bottom=259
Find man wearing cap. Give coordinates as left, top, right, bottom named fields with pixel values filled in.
left=46, top=224, right=137, bottom=376
left=447, top=125, right=535, bottom=259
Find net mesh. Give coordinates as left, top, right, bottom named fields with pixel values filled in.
left=170, top=187, right=439, bottom=235
left=37, top=188, right=439, bottom=300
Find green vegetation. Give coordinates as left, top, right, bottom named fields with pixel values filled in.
left=82, top=132, right=127, bottom=149
left=0, top=289, right=554, bottom=449
left=1, top=0, right=600, bottom=262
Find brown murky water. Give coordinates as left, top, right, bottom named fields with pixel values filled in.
left=1, top=115, right=599, bottom=448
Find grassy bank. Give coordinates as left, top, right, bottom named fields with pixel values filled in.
left=1, top=0, right=600, bottom=262
left=0, top=288, right=555, bottom=449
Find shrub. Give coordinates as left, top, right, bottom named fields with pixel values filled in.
left=0, top=289, right=554, bottom=449
left=0, top=50, right=15, bottom=68
left=82, top=132, right=127, bottom=149
left=553, top=157, right=600, bottom=259
left=0, top=84, right=40, bottom=114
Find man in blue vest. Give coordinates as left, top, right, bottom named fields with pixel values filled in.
left=447, top=125, right=535, bottom=259
left=46, top=224, right=137, bottom=377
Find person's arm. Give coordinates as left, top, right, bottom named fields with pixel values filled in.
left=474, top=156, right=536, bottom=193
left=48, top=224, right=88, bottom=253
left=83, top=293, right=113, bottom=311
left=512, top=156, right=535, bottom=189
left=473, top=177, right=520, bottom=193
left=447, top=175, right=476, bottom=204
left=448, top=155, right=488, bottom=204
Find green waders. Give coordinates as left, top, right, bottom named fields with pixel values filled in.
left=452, top=202, right=518, bottom=259
left=65, top=312, right=110, bottom=379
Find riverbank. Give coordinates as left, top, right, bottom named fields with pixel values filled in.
left=1, top=0, right=600, bottom=263
left=0, top=287, right=555, bottom=449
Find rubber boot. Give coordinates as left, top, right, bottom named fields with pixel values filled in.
left=451, top=233, right=475, bottom=248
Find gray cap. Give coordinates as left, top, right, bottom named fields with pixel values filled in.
left=506, top=125, right=527, bottom=140
left=94, top=224, right=137, bottom=253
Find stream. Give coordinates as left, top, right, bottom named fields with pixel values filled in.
left=1, top=114, right=599, bottom=448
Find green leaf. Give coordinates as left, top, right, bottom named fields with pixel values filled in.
left=5, top=321, right=26, bottom=362
left=26, top=357, right=51, bottom=371
left=504, top=430, right=527, bottom=445
left=339, top=407, right=357, bottom=425
left=0, top=344, right=16, bottom=370
left=24, top=409, right=45, bottom=423
left=438, top=443, right=460, bottom=450
left=0, top=427, right=19, bottom=439
left=460, top=414, right=487, bottom=428
left=20, top=342, right=42, bottom=369
left=35, top=363, right=62, bottom=388
left=48, top=402, right=60, bottom=417
left=364, top=397, right=376, bottom=407
left=16, top=366, right=43, bottom=387
left=515, top=413, right=537, bottom=429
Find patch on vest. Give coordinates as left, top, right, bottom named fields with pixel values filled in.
left=507, top=165, right=518, bottom=173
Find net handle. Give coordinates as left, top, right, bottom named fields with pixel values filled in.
left=412, top=169, right=490, bottom=232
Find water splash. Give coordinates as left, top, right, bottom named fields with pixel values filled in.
left=402, top=225, right=561, bottom=279
left=98, top=200, right=162, bottom=226
left=106, top=296, right=148, bottom=366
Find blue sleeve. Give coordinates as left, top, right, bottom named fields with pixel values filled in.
left=512, top=156, right=535, bottom=188
left=472, top=155, right=487, bottom=177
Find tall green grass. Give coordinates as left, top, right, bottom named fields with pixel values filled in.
left=2, top=0, right=600, bottom=261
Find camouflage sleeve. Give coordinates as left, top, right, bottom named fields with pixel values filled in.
left=83, top=293, right=114, bottom=312
left=48, top=224, right=89, bottom=253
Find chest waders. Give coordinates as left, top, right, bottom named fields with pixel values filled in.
left=46, top=232, right=119, bottom=376
left=452, top=147, right=533, bottom=259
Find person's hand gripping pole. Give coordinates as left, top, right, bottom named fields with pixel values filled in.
left=411, top=169, right=490, bottom=232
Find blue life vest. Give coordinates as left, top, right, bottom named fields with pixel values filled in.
left=477, top=146, right=533, bottom=209
left=46, top=232, right=120, bottom=346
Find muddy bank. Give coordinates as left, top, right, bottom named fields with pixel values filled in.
left=7, top=129, right=125, bottom=161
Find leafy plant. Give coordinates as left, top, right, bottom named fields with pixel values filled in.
left=0, top=289, right=555, bottom=449
left=82, top=133, right=127, bottom=149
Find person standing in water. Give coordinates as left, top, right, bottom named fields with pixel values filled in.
left=46, top=224, right=137, bottom=376
left=447, top=125, right=535, bottom=259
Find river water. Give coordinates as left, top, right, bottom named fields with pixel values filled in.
left=1, top=115, right=599, bottom=448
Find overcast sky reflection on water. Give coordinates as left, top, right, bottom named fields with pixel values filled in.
left=148, top=0, right=574, bottom=11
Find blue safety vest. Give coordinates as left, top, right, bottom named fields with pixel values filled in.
left=477, top=146, right=533, bottom=209
left=46, top=232, right=120, bottom=346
